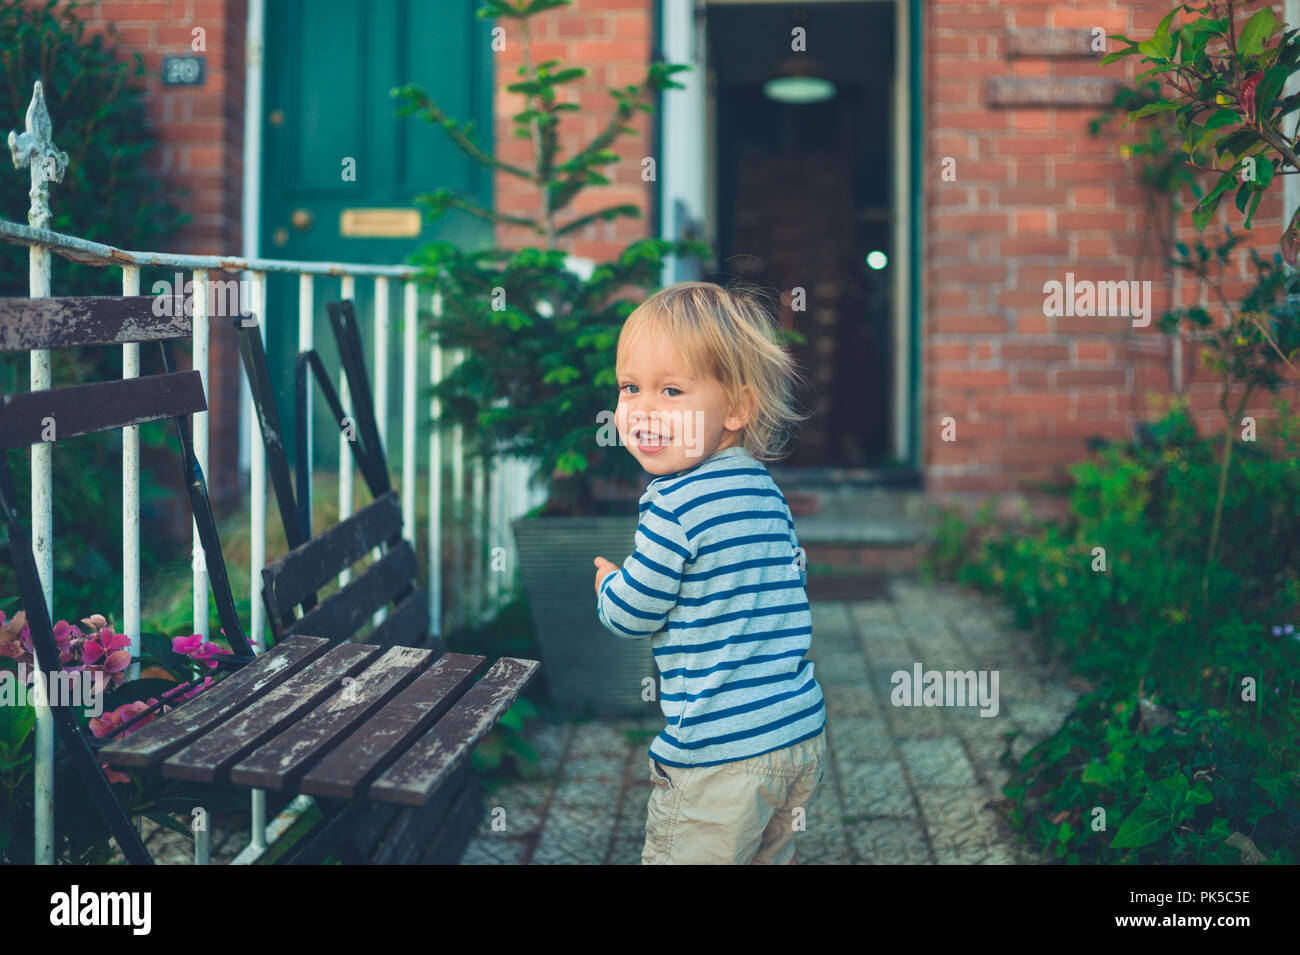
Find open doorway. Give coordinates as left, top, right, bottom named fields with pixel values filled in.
left=699, top=1, right=898, bottom=469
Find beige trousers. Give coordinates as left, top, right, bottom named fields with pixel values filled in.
left=642, top=729, right=827, bottom=865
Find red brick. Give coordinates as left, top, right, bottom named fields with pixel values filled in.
left=998, top=393, right=1069, bottom=414
left=935, top=35, right=972, bottom=54
left=1052, top=9, right=1129, bottom=31
left=1075, top=394, right=1112, bottom=413
left=1074, top=237, right=1114, bottom=257
left=1055, top=419, right=1130, bottom=440
left=932, top=443, right=981, bottom=466
left=1013, top=368, right=1049, bottom=387
left=1057, top=211, right=1131, bottom=232
left=933, top=369, right=1012, bottom=390
left=1055, top=369, right=1128, bottom=388
left=996, top=136, right=1067, bottom=156
left=1017, top=314, right=1054, bottom=335
left=1054, top=160, right=1124, bottom=181
left=1011, top=109, right=1053, bottom=131
left=938, top=213, right=1010, bottom=231
left=938, top=110, right=1011, bottom=131
left=1001, top=236, right=1069, bottom=256
left=109, top=1, right=171, bottom=20
left=1015, top=419, right=1054, bottom=438
left=935, top=314, right=1009, bottom=335
left=1001, top=343, right=1069, bottom=362
left=1011, top=58, right=1051, bottom=76
left=929, top=343, right=972, bottom=363
left=1074, top=342, right=1114, bottom=362
left=938, top=10, right=1008, bottom=29
left=1001, top=444, right=1080, bottom=465
left=936, top=81, right=975, bottom=105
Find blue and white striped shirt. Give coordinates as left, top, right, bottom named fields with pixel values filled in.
left=596, top=445, right=826, bottom=768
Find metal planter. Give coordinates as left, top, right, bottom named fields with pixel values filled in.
left=511, top=515, right=659, bottom=716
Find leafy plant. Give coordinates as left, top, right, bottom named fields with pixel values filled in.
left=927, top=394, right=1300, bottom=863
left=1100, top=4, right=1300, bottom=597
left=1003, top=688, right=1297, bottom=863
left=392, top=0, right=709, bottom=515
left=1159, top=233, right=1300, bottom=591
left=444, top=592, right=545, bottom=781
left=0, top=608, right=244, bottom=864
left=1, top=0, right=189, bottom=614
left=1104, top=2, right=1300, bottom=260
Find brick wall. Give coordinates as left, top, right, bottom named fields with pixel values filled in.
left=492, top=0, right=655, bottom=262
left=65, top=0, right=248, bottom=515
left=925, top=1, right=1299, bottom=515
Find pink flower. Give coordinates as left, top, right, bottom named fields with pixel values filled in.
left=93, top=703, right=153, bottom=786
left=172, top=634, right=203, bottom=656
left=191, top=641, right=233, bottom=669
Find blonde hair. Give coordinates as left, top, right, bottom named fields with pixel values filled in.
left=616, top=280, right=808, bottom=462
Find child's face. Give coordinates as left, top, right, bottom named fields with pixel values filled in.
left=615, top=326, right=751, bottom=476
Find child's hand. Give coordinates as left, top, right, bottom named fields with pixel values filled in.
left=593, top=556, right=619, bottom=593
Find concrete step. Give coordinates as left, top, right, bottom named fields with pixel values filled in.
left=784, top=487, right=933, bottom=573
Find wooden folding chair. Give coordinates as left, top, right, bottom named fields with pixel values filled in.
left=0, top=295, right=257, bottom=864
left=230, top=299, right=493, bottom=863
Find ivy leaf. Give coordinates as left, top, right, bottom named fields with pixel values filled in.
left=1110, top=799, right=1171, bottom=848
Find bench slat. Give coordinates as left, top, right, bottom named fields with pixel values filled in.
left=0, top=296, right=190, bottom=351
left=99, top=635, right=329, bottom=768
left=161, top=642, right=379, bottom=782
left=297, top=652, right=486, bottom=799
left=281, top=540, right=417, bottom=643
left=228, top=645, right=433, bottom=790
left=0, top=372, right=206, bottom=450
left=368, top=657, right=540, bottom=807
left=262, top=491, right=403, bottom=619
left=366, top=586, right=428, bottom=650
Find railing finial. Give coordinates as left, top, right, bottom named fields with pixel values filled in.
left=8, top=81, right=69, bottom=231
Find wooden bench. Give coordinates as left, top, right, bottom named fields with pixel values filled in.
left=0, top=294, right=539, bottom=864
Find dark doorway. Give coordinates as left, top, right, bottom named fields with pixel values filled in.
left=704, top=2, right=895, bottom=468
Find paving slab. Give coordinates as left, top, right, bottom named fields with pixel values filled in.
left=459, top=580, right=1079, bottom=865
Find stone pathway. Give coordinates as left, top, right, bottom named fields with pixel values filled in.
left=461, top=578, right=1083, bottom=865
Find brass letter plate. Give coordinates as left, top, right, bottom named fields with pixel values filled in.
left=339, top=208, right=422, bottom=238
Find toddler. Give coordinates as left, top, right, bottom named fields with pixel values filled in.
left=593, top=280, right=827, bottom=865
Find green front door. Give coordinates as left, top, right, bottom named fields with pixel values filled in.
left=261, top=0, right=494, bottom=472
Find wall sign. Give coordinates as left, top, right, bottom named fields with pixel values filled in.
left=340, top=208, right=422, bottom=238
left=162, top=56, right=206, bottom=86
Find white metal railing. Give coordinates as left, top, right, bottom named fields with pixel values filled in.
left=3, top=81, right=544, bottom=864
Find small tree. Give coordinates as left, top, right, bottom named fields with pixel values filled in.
left=1105, top=2, right=1300, bottom=593
left=391, top=0, right=709, bottom=516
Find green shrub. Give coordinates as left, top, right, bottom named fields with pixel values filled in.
left=926, top=397, right=1300, bottom=863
